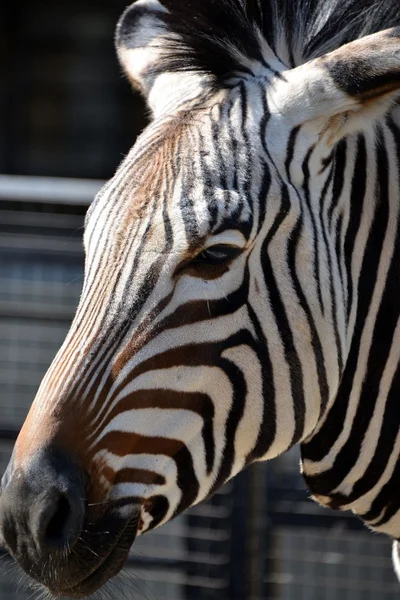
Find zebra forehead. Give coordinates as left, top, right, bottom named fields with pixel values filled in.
left=122, top=116, right=193, bottom=219
left=90, top=109, right=255, bottom=250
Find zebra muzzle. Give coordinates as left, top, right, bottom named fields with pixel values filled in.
left=0, top=445, right=140, bottom=597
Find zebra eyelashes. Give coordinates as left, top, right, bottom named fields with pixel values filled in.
left=193, top=244, right=242, bottom=266
left=186, top=244, right=243, bottom=279
left=185, top=230, right=247, bottom=274
left=173, top=244, right=243, bottom=279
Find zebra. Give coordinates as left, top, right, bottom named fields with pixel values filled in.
left=1, top=0, right=400, bottom=596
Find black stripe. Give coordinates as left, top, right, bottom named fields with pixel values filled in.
left=302, top=127, right=391, bottom=482
left=344, top=134, right=367, bottom=326
left=284, top=125, right=301, bottom=182
left=301, top=145, right=323, bottom=313
left=287, top=208, right=329, bottom=417
left=261, top=183, right=305, bottom=446
left=327, top=139, right=347, bottom=227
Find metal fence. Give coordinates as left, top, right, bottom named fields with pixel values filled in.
left=0, top=176, right=398, bottom=600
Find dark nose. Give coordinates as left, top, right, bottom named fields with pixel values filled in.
left=0, top=446, right=85, bottom=563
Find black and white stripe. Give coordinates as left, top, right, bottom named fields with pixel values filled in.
left=12, top=0, right=400, bottom=583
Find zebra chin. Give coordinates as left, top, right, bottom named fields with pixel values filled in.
left=0, top=445, right=145, bottom=598
left=33, top=492, right=172, bottom=598
left=14, top=507, right=140, bottom=598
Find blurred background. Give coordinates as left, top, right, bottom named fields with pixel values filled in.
left=0, top=1, right=399, bottom=599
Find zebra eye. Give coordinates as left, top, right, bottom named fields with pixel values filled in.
left=194, top=244, right=242, bottom=266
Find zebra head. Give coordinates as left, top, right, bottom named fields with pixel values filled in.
left=2, top=0, right=400, bottom=596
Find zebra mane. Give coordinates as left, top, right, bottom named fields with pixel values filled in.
left=158, top=0, right=400, bottom=77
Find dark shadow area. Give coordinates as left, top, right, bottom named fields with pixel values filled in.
left=0, top=0, right=147, bottom=179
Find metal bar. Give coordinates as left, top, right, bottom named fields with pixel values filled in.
left=0, top=233, right=84, bottom=253
left=246, top=463, right=268, bottom=600
left=0, top=430, right=18, bottom=441
left=0, top=305, right=75, bottom=322
left=0, top=175, right=104, bottom=205
left=228, top=468, right=249, bottom=600
left=1, top=209, right=84, bottom=229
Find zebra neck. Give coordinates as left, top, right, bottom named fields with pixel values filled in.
left=299, top=110, right=400, bottom=535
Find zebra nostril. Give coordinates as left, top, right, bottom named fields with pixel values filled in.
left=35, top=486, right=85, bottom=554
left=44, top=493, right=72, bottom=545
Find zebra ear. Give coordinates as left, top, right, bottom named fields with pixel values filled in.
left=116, top=0, right=208, bottom=118
left=278, top=27, right=400, bottom=142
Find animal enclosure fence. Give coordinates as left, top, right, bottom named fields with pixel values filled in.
left=0, top=176, right=398, bottom=600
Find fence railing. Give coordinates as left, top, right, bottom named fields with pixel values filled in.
left=0, top=175, right=104, bottom=204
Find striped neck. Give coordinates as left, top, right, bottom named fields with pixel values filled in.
left=301, top=108, right=400, bottom=536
